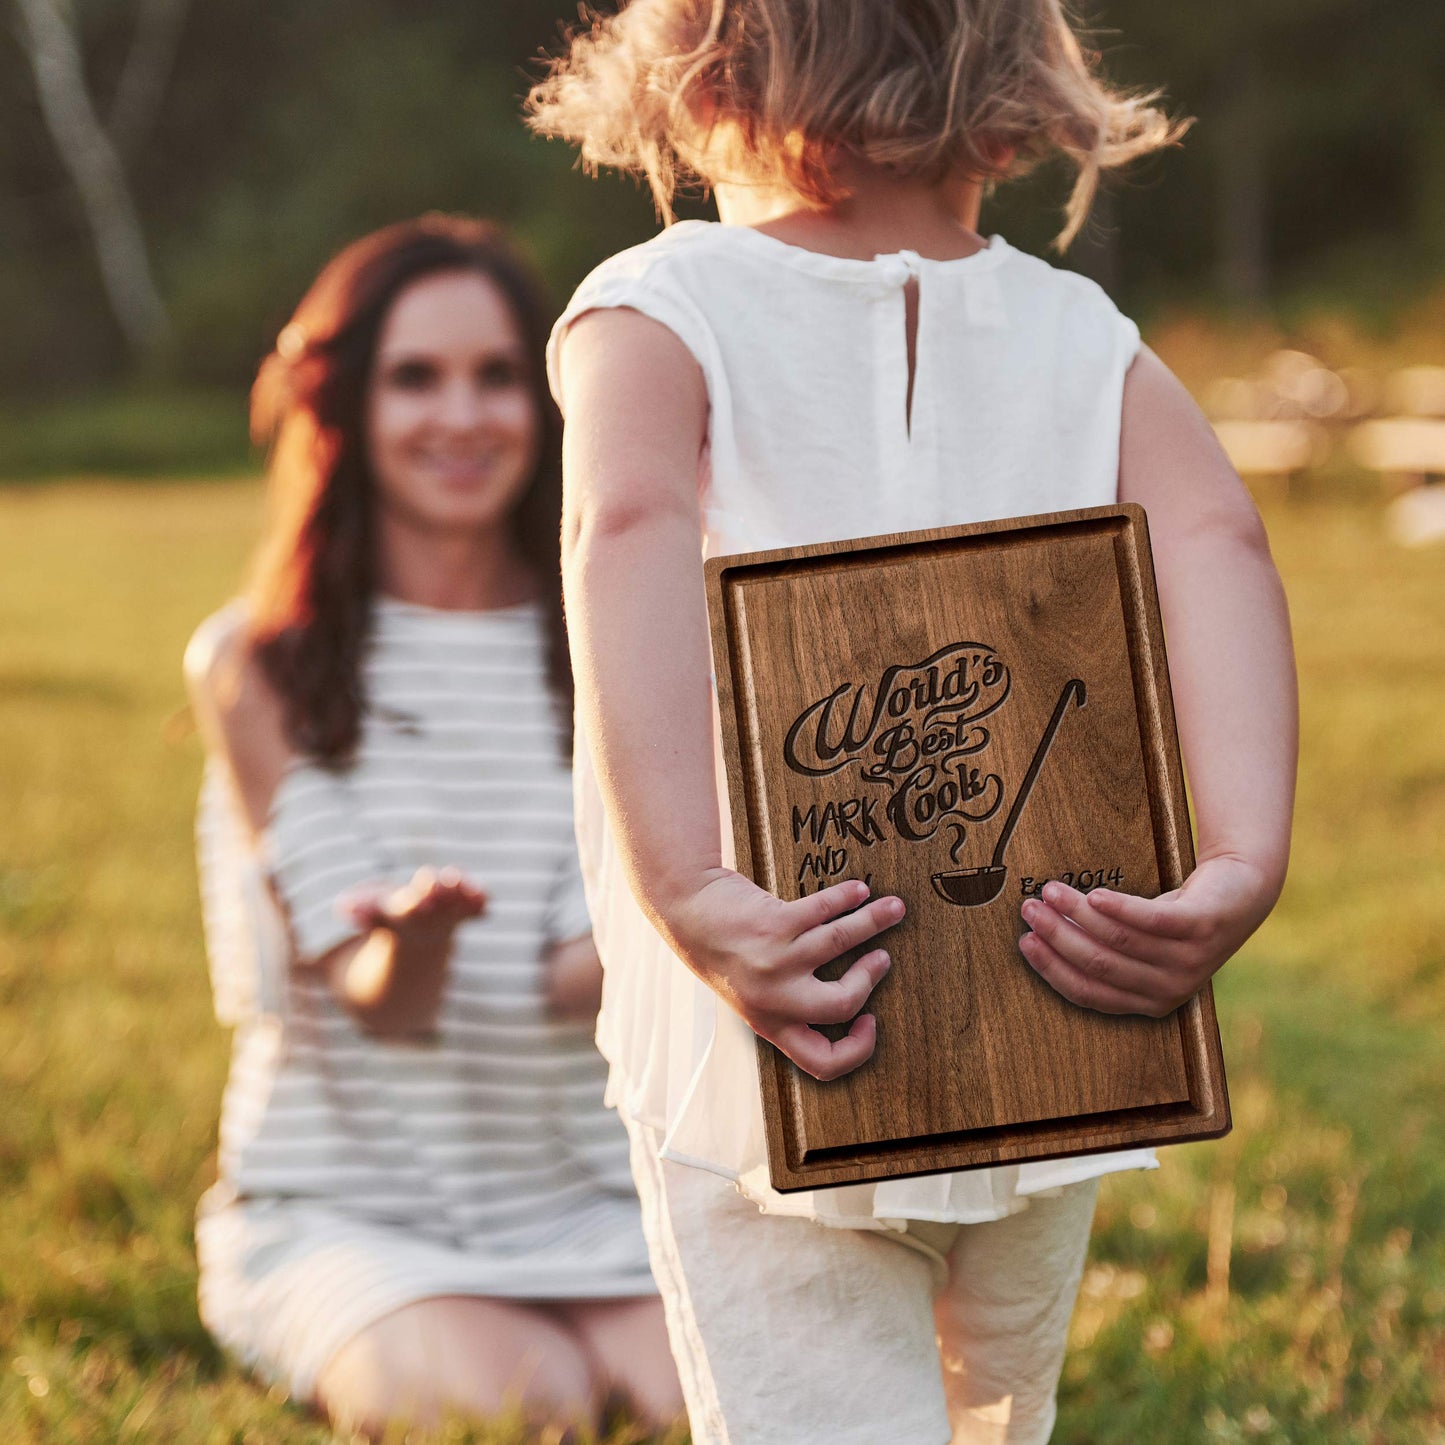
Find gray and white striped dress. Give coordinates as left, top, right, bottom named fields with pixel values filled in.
left=194, top=596, right=655, bottom=1401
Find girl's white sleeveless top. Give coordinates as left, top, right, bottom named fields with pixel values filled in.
left=547, top=220, right=1156, bottom=1227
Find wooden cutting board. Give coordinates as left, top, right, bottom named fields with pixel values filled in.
left=703, top=504, right=1229, bottom=1192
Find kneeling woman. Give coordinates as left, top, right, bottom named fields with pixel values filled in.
left=186, top=215, right=682, bottom=1436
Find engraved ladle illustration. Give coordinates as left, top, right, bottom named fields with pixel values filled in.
left=930, top=678, right=1087, bottom=908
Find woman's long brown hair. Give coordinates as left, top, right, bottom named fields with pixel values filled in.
left=246, top=214, right=571, bottom=767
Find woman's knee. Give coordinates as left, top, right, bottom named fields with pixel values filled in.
left=315, top=1295, right=597, bottom=1433
left=563, top=1295, right=686, bottom=1428
left=315, top=1312, right=430, bottom=1431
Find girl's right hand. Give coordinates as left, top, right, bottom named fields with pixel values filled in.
left=660, top=872, right=904, bottom=1081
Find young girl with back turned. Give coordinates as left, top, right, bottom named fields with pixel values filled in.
left=530, top=4, right=1297, bottom=1441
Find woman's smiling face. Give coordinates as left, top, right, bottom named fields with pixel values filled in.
left=364, top=269, right=542, bottom=534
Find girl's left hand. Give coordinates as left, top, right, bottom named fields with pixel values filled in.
left=1017, top=855, right=1280, bottom=1017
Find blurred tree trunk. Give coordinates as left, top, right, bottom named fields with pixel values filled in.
left=14, top=0, right=171, bottom=355
left=1214, top=49, right=1270, bottom=307
left=107, top=0, right=190, bottom=158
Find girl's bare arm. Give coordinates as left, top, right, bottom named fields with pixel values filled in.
left=1017, top=346, right=1298, bottom=1015
left=557, top=309, right=904, bottom=1080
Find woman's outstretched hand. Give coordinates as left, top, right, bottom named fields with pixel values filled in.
left=659, top=871, right=904, bottom=1081
left=329, top=867, right=488, bottom=1038
left=1016, top=855, right=1280, bottom=1018
left=340, top=866, right=488, bottom=936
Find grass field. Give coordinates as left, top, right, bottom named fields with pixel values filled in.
left=0, top=478, right=1442, bottom=1444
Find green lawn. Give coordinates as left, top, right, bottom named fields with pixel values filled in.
left=0, top=479, right=1441, bottom=1443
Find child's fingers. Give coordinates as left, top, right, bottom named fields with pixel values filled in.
left=1083, top=886, right=1203, bottom=942
left=1018, top=931, right=1172, bottom=1018
left=794, top=894, right=906, bottom=970
left=786, top=878, right=873, bottom=932
left=1020, top=900, right=1162, bottom=997
left=791, top=949, right=891, bottom=1025
left=773, top=1013, right=878, bottom=1081
left=1035, top=883, right=1189, bottom=963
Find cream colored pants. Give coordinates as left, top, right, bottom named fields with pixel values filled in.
left=623, top=1116, right=1098, bottom=1445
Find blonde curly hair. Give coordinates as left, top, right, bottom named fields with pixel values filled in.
left=527, top=0, right=1188, bottom=248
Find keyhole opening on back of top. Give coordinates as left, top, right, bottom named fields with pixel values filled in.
left=903, top=275, right=920, bottom=439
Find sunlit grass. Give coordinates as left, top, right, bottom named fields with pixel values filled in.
left=1059, top=492, right=1445, bottom=1444
left=0, top=478, right=1441, bottom=1442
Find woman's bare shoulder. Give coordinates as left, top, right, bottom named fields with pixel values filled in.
left=185, top=603, right=294, bottom=835
left=184, top=603, right=249, bottom=690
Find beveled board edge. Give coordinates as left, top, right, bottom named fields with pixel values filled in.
left=703, top=505, right=1231, bottom=1192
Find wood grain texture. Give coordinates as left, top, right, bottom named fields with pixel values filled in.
left=704, top=504, right=1230, bottom=1192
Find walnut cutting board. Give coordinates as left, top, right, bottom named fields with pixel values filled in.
left=703, top=504, right=1230, bottom=1192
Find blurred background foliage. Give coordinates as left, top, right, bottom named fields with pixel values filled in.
left=3, top=0, right=1444, bottom=411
